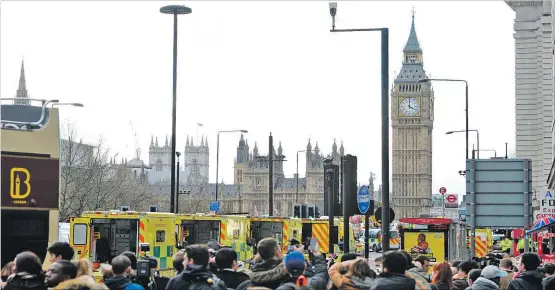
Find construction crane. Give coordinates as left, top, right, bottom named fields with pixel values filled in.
left=129, top=121, right=140, bottom=159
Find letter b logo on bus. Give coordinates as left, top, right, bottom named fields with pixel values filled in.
left=10, top=167, right=31, bottom=199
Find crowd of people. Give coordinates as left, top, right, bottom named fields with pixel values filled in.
left=2, top=239, right=555, bottom=290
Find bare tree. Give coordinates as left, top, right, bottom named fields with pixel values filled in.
left=59, top=123, right=156, bottom=221
left=178, top=197, right=207, bottom=214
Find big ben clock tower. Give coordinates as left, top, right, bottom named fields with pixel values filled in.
left=391, top=11, right=434, bottom=219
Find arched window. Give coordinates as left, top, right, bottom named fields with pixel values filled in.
left=156, top=159, right=162, bottom=171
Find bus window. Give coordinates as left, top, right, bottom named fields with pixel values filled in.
left=390, top=231, right=399, bottom=239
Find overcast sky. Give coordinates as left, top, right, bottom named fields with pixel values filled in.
left=1, top=1, right=515, bottom=199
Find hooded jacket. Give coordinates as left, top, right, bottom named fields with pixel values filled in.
left=215, top=270, right=250, bottom=289
left=275, top=255, right=329, bottom=290
left=3, top=272, right=47, bottom=290
left=468, top=277, right=499, bottom=290
left=165, top=264, right=227, bottom=290
left=452, top=276, right=470, bottom=290
left=328, top=261, right=373, bottom=290
left=103, top=275, right=145, bottom=290
left=408, top=268, right=430, bottom=282
left=405, top=269, right=431, bottom=290
left=507, top=271, right=543, bottom=290
left=235, top=259, right=289, bottom=290
left=372, top=272, right=416, bottom=290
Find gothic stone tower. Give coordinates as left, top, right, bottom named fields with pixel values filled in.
left=391, top=12, right=434, bottom=219
left=184, top=135, right=209, bottom=185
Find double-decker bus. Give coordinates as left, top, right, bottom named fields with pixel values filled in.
left=1, top=99, right=61, bottom=268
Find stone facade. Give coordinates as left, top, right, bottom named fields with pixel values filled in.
left=146, top=133, right=346, bottom=216
left=507, top=1, right=554, bottom=195
left=391, top=13, right=434, bottom=219
left=147, top=135, right=209, bottom=186
left=233, top=135, right=344, bottom=216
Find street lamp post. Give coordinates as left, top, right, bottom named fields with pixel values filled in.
left=328, top=2, right=391, bottom=252
left=446, top=129, right=479, bottom=159
left=419, top=78, right=469, bottom=159
left=216, top=129, right=248, bottom=201
left=175, top=151, right=181, bottom=213
left=446, top=127, right=478, bottom=258
left=160, top=4, right=192, bottom=214
left=296, top=150, right=308, bottom=203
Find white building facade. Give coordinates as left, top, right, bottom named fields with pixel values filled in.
left=507, top=1, right=554, bottom=195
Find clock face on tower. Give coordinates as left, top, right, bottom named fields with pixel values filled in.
left=399, top=97, right=420, bottom=116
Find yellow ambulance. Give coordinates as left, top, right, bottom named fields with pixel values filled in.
left=69, top=210, right=177, bottom=282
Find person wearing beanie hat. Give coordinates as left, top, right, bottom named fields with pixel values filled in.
left=275, top=246, right=329, bottom=290
left=285, top=252, right=306, bottom=277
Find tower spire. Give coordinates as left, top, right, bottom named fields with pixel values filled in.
left=403, top=8, right=421, bottom=53
left=15, top=59, right=30, bottom=105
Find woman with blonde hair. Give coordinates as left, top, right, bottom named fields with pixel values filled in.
left=1, top=262, right=15, bottom=281
left=328, top=258, right=375, bottom=290
left=73, top=259, right=95, bottom=283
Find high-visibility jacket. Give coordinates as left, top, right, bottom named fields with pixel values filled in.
left=517, top=238, right=533, bottom=250
left=500, top=238, right=512, bottom=252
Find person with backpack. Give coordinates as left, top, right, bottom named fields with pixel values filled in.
left=275, top=246, right=328, bottom=290
left=165, top=245, right=226, bottom=290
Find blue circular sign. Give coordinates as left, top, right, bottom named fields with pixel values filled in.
left=357, top=185, right=371, bottom=214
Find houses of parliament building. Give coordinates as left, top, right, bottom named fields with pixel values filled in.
left=146, top=134, right=347, bottom=216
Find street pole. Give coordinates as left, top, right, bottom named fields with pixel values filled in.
left=216, top=132, right=220, bottom=201
left=269, top=133, right=274, bottom=216
left=176, top=152, right=181, bottom=213
left=326, top=168, right=335, bottom=254
left=160, top=5, right=191, bottom=213
left=442, top=193, right=445, bottom=217
left=466, top=83, right=469, bottom=160
left=328, top=3, right=390, bottom=251
left=380, top=28, right=391, bottom=253
left=476, top=130, right=480, bottom=159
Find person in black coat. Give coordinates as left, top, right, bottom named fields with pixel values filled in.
left=165, top=245, right=227, bottom=290
left=372, top=251, right=415, bottom=290
left=214, top=248, right=249, bottom=289
left=4, top=252, right=47, bottom=290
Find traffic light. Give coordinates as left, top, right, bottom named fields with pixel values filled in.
left=324, top=164, right=340, bottom=216
left=294, top=205, right=301, bottom=218
left=301, top=205, right=308, bottom=218
left=308, top=205, right=315, bottom=218
left=341, top=154, right=359, bottom=216
left=315, top=206, right=321, bottom=218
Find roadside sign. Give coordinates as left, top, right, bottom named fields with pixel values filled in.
left=374, top=206, right=395, bottom=223
left=210, top=201, right=220, bottom=212
left=466, top=159, right=533, bottom=228
left=357, top=185, right=371, bottom=214
left=540, top=191, right=555, bottom=218
left=439, top=187, right=447, bottom=195
left=445, top=194, right=458, bottom=208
